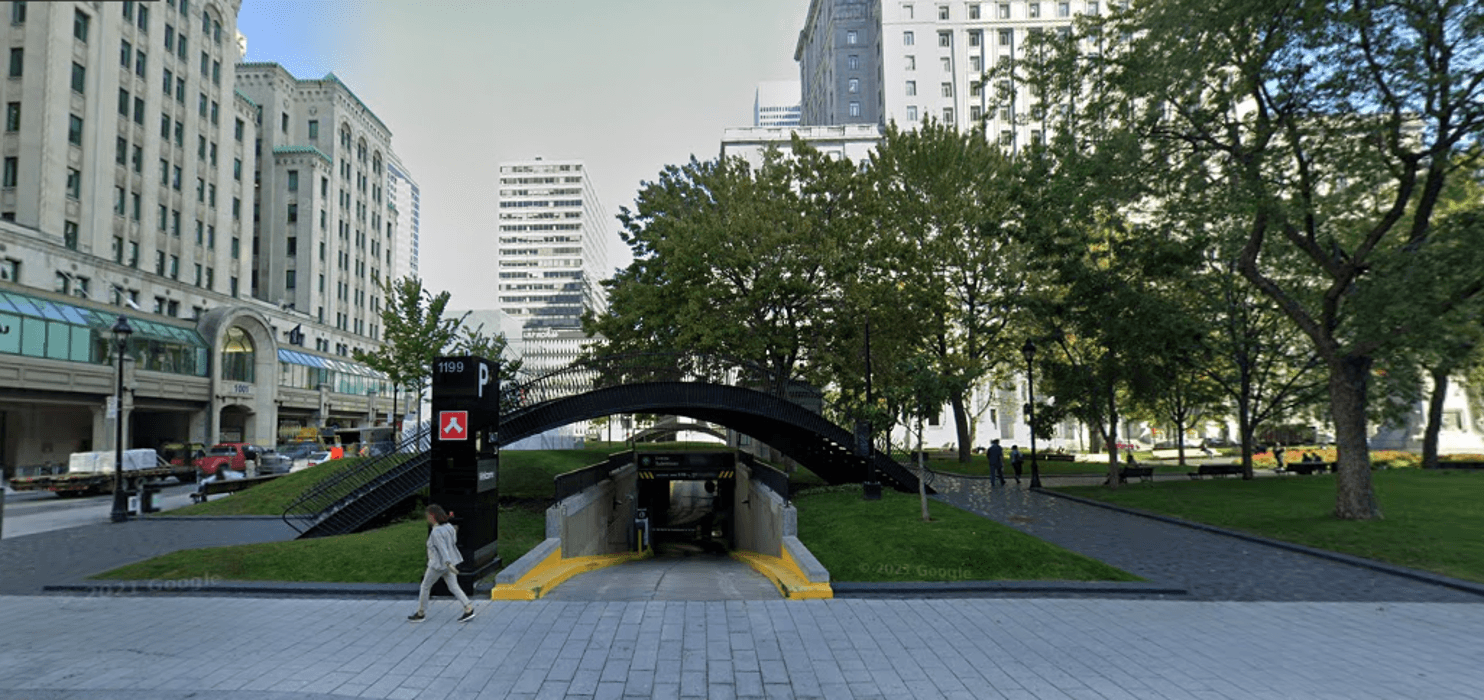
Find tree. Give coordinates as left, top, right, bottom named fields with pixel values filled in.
left=354, top=276, right=465, bottom=419
left=452, top=323, right=523, bottom=385
left=867, top=120, right=1028, bottom=463
left=1022, top=0, right=1484, bottom=518
left=586, top=142, right=864, bottom=397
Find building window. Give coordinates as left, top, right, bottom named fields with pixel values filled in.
left=943, top=107, right=955, bottom=123
left=970, top=30, right=982, bottom=47
left=194, top=264, right=202, bottom=286
left=5, top=102, right=19, bottom=132
left=164, top=24, right=174, bottom=51
left=905, top=55, right=916, bottom=71
left=210, top=101, right=218, bottom=125
left=847, top=55, right=860, bottom=71
left=941, top=82, right=953, bottom=97
left=903, top=31, right=914, bottom=46
left=221, top=327, right=256, bottom=383
left=212, top=59, right=220, bottom=85
left=1058, top=2, right=1070, bottom=17
left=905, top=80, right=917, bottom=96
left=938, top=31, right=951, bottom=47
left=65, top=168, right=81, bottom=199
left=942, top=56, right=952, bottom=71
left=1087, top=2, right=1099, bottom=14
left=848, top=78, right=860, bottom=94
left=287, top=170, right=299, bottom=191
left=969, top=3, right=981, bottom=19
left=906, top=105, right=919, bottom=121
left=10, top=2, right=25, bottom=24
left=128, top=242, right=139, bottom=267
left=116, top=137, right=128, bottom=165
left=70, top=62, right=86, bottom=93
left=902, top=4, right=914, bottom=19
left=155, top=251, right=165, bottom=275
left=938, top=5, right=949, bottom=19
left=1000, top=2, right=1012, bottom=18
left=971, top=81, right=982, bottom=96
left=846, top=30, right=858, bottom=45
left=285, top=270, right=296, bottom=289
left=135, top=51, right=146, bottom=77
left=1029, top=2, right=1041, bottom=18
left=308, top=119, right=319, bottom=139
left=73, top=9, right=90, bottom=42
left=233, top=158, right=241, bottom=181
left=1000, top=29, right=1013, bottom=46
left=8, top=48, right=22, bottom=78
left=115, top=186, right=126, bottom=215
left=971, top=105, right=983, bottom=121
left=234, top=118, right=244, bottom=141
left=849, top=101, right=861, bottom=117
left=169, top=254, right=179, bottom=279
left=287, top=203, right=298, bottom=223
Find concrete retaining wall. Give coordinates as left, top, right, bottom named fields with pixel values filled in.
left=733, top=462, right=786, bottom=557
left=545, top=464, right=638, bottom=559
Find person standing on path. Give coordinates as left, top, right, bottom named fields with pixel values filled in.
left=1274, top=444, right=1287, bottom=472
left=1009, top=445, right=1024, bottom=485
left=409, top=504, right=475, bottom=623
left=988, top=439, right=1006, bottom=486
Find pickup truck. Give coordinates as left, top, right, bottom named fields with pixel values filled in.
left=195, top=444, right=291, bottom=476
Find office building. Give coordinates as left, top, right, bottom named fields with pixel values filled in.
left=794, top=0, right=882, bottom=126
left=799, top=0, right=1089, bottom=150
left=721, top=124, right=882, bottom=168
left=753, top=80, right=802, bottom=127
left=386, top=152, right=419, bottom=281
left=0, top=1, right=392, bottom=477
left=495, top=158, right=610, bottom=376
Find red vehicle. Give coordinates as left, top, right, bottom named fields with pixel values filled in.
left=195, top=443, right=252, bottom=476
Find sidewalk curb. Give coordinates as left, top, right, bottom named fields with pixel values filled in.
left=832, top=580, right=1186, bottom=597
left=1040, top=489, right=1484, bottom=599
left=42, top=578, right=494, bottom=599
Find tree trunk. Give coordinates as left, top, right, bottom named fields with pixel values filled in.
left=1330, top=355, right=1381, bottom=520
left=1175, top=415, right=1187, bottom=467
left=1105, top=384, right=1120, bottom=490
left=918, top=417, right=930, bottom=521
left=950, top=392, right=972, bottom=463
left=1237, top=401, right=1255, bottom=480
left=1422, top=363, right=1451, bottom=470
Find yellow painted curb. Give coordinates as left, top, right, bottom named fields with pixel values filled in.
left=490, top=548, right=650, bottom=600
left=731, top=549, right=833, bottom=600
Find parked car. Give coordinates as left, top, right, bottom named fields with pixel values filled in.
left=306, top=447, right=343, bottom=468
left=196, top=443, right=290, bottom=476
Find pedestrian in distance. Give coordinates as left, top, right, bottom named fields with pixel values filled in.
left=1274, top=444, right=1287, bottom=472
left=988, top=439, right=1007, bottom=486
left=409, top=504, right=476, bottom=623
left=1009, top=445, right=1024, bottom=485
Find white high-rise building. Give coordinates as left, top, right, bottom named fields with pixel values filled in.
left=386, top=152, right=419, bottom=282
left=495, top=158, right=610, bottom=377
left=799, top=0, right=1085, bottom=150
left=754, top=80, right=803, bottom=127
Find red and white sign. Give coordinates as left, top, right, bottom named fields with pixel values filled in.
left=438, top=411, right=468, bottom=441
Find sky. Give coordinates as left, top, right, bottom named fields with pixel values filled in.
left=236, top=0, right=807, bottom=310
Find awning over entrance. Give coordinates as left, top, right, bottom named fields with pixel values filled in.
left=0, top=289, right=208, bottom=376
left=276, top=348, right=388, bottom=394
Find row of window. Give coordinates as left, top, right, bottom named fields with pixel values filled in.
left=901, top=1, right=1099, bottom=21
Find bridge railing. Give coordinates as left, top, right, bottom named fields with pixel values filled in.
left=281, top=426, right=432, bottom=532
left=552, top=452, right=636, bottom=503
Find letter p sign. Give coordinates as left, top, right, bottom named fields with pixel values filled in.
left=479, top=362, right=490, bottom=399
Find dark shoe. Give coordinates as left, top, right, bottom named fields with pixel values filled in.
left=458, top=607, right=476, bottom=623
left=407, top=612, right=425, bottom=622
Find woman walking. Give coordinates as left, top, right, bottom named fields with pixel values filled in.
left=409, top=504, right=476, bottom=623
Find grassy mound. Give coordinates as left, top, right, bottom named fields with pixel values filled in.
left=1058, top=470, right=1484, bottom=583
left=160, top=457, right=374, bottom=516
left=795, top=486, right=1138, bottom=583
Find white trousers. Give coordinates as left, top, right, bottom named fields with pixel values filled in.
left=417, top=565, right=471, bottom=613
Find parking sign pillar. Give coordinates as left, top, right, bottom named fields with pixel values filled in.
left=430, top=356, right=502, bottom=595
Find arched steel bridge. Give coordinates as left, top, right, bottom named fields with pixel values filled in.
left=283, top=354, right=921, bottom=538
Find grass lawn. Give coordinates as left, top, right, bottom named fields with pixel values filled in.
left=160, top=457, right=375, bottom=516
left=914, top=453, right=1185, bottom=477
left=1058, top=470, right=1484, bottom=583
left=794, top=486, right=1138, bottom=583
left=95, top=504, right=547, bottom=583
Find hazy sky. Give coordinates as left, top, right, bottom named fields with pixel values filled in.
left=237, top=0, right=806, bottom=309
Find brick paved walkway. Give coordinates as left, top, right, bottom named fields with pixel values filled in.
left=923, top=471, right=1483, bottom=602
left=0, top=596, right=1480, bottom=699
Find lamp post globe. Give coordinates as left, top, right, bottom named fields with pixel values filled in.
left=1020, top=340, right=1042, bottom=489
left=109, top=316, right=134, bottom=523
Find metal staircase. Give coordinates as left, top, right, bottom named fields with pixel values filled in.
left=281, top=428, right=432, bottom=538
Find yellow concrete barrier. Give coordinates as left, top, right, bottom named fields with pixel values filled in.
left=731, top=549, right=833, bottom=600
left=490, top=548, right=649, bottom=600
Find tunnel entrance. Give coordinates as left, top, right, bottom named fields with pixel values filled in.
left=634, top=451, right=737, bottom=552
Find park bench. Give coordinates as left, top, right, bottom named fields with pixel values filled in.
left=1187, top=464, right=1244, bottom=479
left=1281, top=462, right=1334, bottom=475
left=1118, top=466, right=1155, bottom=484
left=190, top=473, right=283, bottom=503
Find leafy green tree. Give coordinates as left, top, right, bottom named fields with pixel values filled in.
left=452, top=323, right=523, bottom=385
left=1019, top=0, right=1484, bottom=518
left=354, top=276, right=465, bottom=417
left=867, top=120, right=1029, bottom=463
left=586, top=140, right=864, bottom=397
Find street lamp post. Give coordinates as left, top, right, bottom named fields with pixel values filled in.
left=1021, top=339, right=1042, bottom=489
left=109, top=316, right=134, bottom=523
left=860, top=318, right=881, bottom=500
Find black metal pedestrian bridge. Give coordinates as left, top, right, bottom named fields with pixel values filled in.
left=282, top=354, right=920, bottom=538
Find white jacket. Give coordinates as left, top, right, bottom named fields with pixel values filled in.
left=426, top=523, right=463, bottom=570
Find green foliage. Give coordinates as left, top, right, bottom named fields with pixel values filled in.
left=453, top=322, right=523, bottom=384
left=353, top=276, right=465, bottom=398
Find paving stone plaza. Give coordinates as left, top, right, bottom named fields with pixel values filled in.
left=2, top=595, right=1482, bottom=700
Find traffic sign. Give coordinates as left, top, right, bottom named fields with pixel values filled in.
left=439, top=411, right=469, bottom=441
